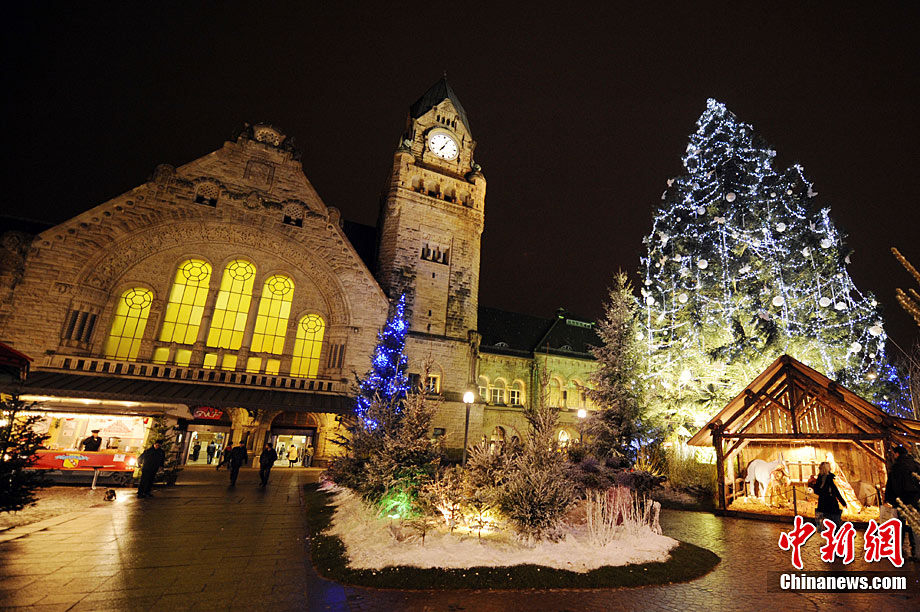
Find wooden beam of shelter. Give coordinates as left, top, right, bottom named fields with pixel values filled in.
left=722, top=433, right=885, bottom=441
left=850, top=439, right=886, bottom=465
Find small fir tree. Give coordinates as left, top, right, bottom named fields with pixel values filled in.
left=585, top=271, right=658, bottom=461
left=142, top=415, right=182, bottom=485
left=0, top=396, right=48, bottom=513
left=498, top=375, right=575, bottom=542
left=641, top=99, right=898, bottom=432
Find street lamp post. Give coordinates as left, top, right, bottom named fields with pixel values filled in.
left=577, top=408, right=587, bottom=444
left=462, top=391, right=475, bottom=465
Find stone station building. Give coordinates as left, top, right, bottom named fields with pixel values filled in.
left=0, top=78, right=599, bottom=465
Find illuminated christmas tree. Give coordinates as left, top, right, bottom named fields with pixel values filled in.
left=640, top=99, right=897, bottom=433
left=355, top=294, right=410, bottom=429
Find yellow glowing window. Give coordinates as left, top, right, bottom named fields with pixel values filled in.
left=203, top=353, right=218, bottom=369
left=159, top=259, right=212, bottom=344
left=246, top=357, right=262, bottom=373
left=206, top=260, right=256, bottom=350
left=221, top=354, right=238, bottom=371
left=175, top=349, right=192, bottom=366
left=251, top=275, right=294, bottom=354
left=152, top=347, right=170, bottom=364
left=290, top=314, right=325, bottom=378
left=265, top=358, right=281, bottom=375
left=104, top=288, right=153, bottom=361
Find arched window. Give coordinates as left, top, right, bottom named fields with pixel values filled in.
left=290, top=314, right=325, bottom=378
left=558, top=429, right=570, bottom=448
left=159, top=259, right=212, bottom=344
left=251, top=274, right=294, bottom=354
left=509, top=380, right=525, bottom=406
left=206, top=260, right=256, bottom=350
left=104, top=288, right=153, bottom=361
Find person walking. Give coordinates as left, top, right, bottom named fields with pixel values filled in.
left=191, top=441, right=202, bottom=462
left=206, top=441, right=216, bottom=465
left=303, top=444, right=314, bottom=468
left=217, top=443, right=232, bottom=471
left=808, top=461, right=847, bottom=528
left=278, top=443, right=286, bottom=462
left=228, top=442, right=248, bottom=486
left=137, top=440, right=166, bottom=498
left=287, top=444, right=298, bottom=467
left=885, top=446, right=920, bottom=559
left=259, top=442, right=278, bottom=487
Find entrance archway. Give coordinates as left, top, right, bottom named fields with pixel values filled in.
left=270, top=411, right=318, bottom=467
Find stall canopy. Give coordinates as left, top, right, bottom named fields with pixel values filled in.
left=688, top=354, right=920, bottom=510
left=0, top=341, right=32, bottom=383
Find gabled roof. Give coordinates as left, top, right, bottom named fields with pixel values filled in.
left=409, top=76, right=471, bottom=134
left=687, top=354, right=920, bottom=447
left=0, top=341, right=32, bottom=381
left=478, top=307, right=599, bottom=358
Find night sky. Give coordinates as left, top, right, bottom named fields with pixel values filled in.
left=3, top=3, right=918, bottom=356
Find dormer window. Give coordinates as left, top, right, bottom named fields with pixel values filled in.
left=194, top=183, right=219, bottom=207
left=495, top=341, right=509, bottom=348
left=254, top=126, right=282, bottom=146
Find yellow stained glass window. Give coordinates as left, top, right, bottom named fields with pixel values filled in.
left=290, top=314, right=325, bottom=378
left=221, top=354, right=238, bottom=371
left=246, top=357, right=262, bottom=373
left=206, top=260, right=256, bottom=350
left=159, top=259, right=212, bottom=345
left=104, top=288, right=153, bottom=361
left=250, top=274, right=294, bottom=354
left=152, top=347, right=170, bottom=364
left=265, top=358, right=281, bottom=375
left=203, top=353, right=218, bottom=369
left=175, top=349, right=192, bottom=366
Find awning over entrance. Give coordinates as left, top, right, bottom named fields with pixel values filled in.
left=6, top=370, right=353, bottom=414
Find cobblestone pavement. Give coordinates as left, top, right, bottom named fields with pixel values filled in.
left=0, top=486, right=135, bottom=531
left=1, top=467, right=918, bottom=612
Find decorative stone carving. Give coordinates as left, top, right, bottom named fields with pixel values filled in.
left=244, top=160, right=274, bottom=189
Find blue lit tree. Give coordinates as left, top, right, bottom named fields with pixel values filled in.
left=355, top=294, right=410, bottom=429
left=640, top=99, right=899, bottom=434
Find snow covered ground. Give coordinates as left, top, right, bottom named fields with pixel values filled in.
left=325, top=488, right=678, bottom=573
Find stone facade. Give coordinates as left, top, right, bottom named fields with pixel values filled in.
left=0, top=79, right=600, bottom=463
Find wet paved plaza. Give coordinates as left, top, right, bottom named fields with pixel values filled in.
left=0, top=466, right=918, bottom=611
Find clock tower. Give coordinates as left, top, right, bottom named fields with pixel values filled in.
left=377, top=77, right=485, bottom=340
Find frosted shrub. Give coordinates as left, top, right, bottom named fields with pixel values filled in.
left=585, top=486, right=662, bottom=546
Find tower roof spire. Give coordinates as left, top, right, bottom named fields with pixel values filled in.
left=409, top=75, right=471, bottom=134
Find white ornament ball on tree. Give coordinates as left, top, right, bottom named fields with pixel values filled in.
left=819, top=297, right=832, bottom=308
left=835, top=301, right=846, bottom=310
left=725, top=192, right=736, bottom=202
left=772, top=296, right=785, bottom=307
left=697, top=206, right=707, bottom=215
left=820, top=238, right=833, bottom=249
left=869, top=325, right=883, bottom=337
left=697, top=259, right=708, bottom=269
left=776, top=223, right=786, bottom=232
left=678, top=293, right=689, bottom=304
left=646, top=296, right=656, bottom=306
left=850, top=342, right=862, bottom=353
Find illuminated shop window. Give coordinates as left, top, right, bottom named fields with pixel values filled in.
left=104, top=288, right=153, bottom=361
left=159, top=259, right=212, bottom=345
left=206, top=260, right=256, bottom=350
left=290, top=314, right=325, bottom=378
left=251, top=274, right=294, bottom=354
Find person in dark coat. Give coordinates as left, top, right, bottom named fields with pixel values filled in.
left=79, top=430, right=103, bottom=451
left=228, top=443, right=248, bottom=486
left=137, top=440, right=166, bottom=498
left=885, top=446, right=920, bottom=558
left=206, top=441, right=216, bottom=465
left=808, top=461, right=847, bottom=528
left=259, top=443, right=278, bottom=487
left=191, top=441, right=202, bottom=462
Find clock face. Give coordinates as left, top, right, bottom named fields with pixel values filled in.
left=427, top=131, right=459, bottom=161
